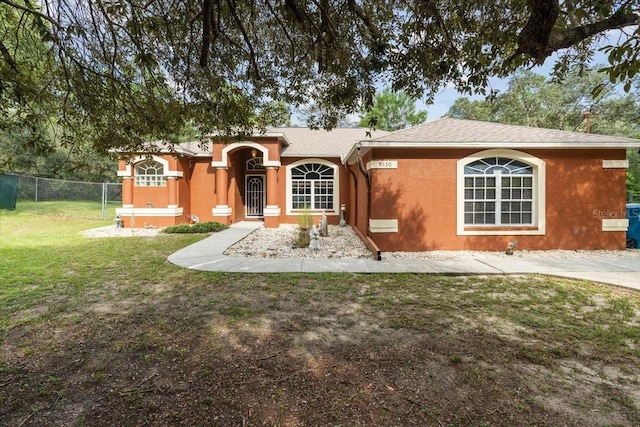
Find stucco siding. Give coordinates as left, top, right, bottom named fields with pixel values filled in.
left=365, top=148, right=627, bottom=252
left=188, top=158, right=215, bottom=222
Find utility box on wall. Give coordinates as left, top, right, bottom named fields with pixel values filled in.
left=0, top=174, right=18, bottom=211
left=627, top=203, right=640, bottom=248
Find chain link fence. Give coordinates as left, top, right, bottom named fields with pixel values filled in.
left=5, top=173, right=122, bottom=220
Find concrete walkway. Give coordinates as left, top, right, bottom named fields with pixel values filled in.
left=167, top=223, right=640, bottom=291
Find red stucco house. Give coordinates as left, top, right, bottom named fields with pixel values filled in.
left=116, top=118, right=640, bottom=254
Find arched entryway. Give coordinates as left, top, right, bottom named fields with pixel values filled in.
left=211, top=141, right=281, bottom=226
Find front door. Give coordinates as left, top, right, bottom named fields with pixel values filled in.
left=245, top=175, right=265, bottom=218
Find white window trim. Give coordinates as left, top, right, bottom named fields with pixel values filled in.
left=286, top=158, right=339, bottom=216
left=246, top=156, right=265, bottom=170
left=457, top=149, right=546, bottom=236
left=135, top=160, right=167, bottom=187
left=118, top=155, right=183, bottom=178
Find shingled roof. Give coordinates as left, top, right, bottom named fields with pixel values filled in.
left=132, top=118, right=640, bottom=162
left=165, top=127, right=389, bottom=158
left=370, top=117, right=640, bottom=145
left=276, top=127, right=389, bottom=157
left=341, top=117, right=640, bottom=164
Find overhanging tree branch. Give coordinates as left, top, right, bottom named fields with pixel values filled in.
left=0, top=0, right=61, bottom=29
left=200, top=0, right=212, bottom=67
left=514, top=0, right=561, bottom=64
left=546, top=10, right=639, bottom=55
left=225, top=0, right=261, bottom=79
left=514, top=0, right=639, bottom=64
left=0, top=39, right=19, bottom=73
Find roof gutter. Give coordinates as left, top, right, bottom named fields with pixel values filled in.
left=344, top=141, right=373, bottom=165
left=344, top=140, right=640, bottom=164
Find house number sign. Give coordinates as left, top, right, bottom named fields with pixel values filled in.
left=367, top=160, right=398, bottom=170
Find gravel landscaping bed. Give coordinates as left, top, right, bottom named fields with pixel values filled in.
left=224, top=224, right=371, bottom=259
left=386, top=248, right=640, bottom=260
left=83, top=224, right=640, bottom=260
left=226, top=225, right=640, bottom=260
left=82, top=225, right=162, bottom=238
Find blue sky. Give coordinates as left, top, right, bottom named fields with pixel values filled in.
left=290, top=46, right=617, bottom=126
left=424, top=48, right=614, bottom=121
left=424, top=62, right=551, bottom=121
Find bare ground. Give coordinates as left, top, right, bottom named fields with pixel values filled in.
left=2, top=272, right=640, bottom=426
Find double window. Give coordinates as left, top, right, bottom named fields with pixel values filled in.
left=464, top=157, right=534, bottom=226
left=458, top=150, right=545, bottom=236
left=290, top=162, right=335, bottom=210
left=135, top=160, right=166, bottom=187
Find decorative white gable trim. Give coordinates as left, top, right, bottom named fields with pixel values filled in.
left=602, top=219, right=628, bottom=232
left=369, top=219, right=398, bottom=233
left=602, top=159, right=629, bottom=169
left=115, top=207, right=183, bottom=217
left=211, top=141, right=281, bottom=168
left=118, top=155, right=183, bottom=177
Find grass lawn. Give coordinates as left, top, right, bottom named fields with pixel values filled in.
left=13, top=199, right=119, bottom=220
left=1, top=208, right=640, bottom=426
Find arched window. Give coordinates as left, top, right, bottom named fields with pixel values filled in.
left=290, top=162, right=335, bottom=210
left=464, top=157, right=534, bottom=225
left=246, top=157, right=265, bottom=170
left=135, top=160, right=166, bottom=187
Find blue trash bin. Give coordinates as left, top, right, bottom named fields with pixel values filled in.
left=627, top=203, right=640, bottom=248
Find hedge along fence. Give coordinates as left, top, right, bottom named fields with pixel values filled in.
left=8, top=173, right=122, bottom=220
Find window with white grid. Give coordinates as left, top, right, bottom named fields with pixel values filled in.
left=291, top=163, right=335, bottom=210
left=135, top=160, right=166, bottom=187
left=246, top=157, right=265, bottom=170
left=464, top=157, right=534, bottom=226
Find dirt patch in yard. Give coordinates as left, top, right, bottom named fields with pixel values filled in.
left=2, top=275, right=640, bottom=426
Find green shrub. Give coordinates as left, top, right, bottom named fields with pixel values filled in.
left=297, top=206, right=313, bottom=230
left=162, top=221, right=228, bottom=234
left=295, top=230, right=310, bottom=248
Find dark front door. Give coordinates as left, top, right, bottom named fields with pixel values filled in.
left=245, top=175, right=265, bottom=217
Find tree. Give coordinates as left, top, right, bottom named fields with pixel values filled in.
left=448, top=98, right=493, bottom=122
left=448, top=68, right=640, bottom=132
left=447, top=68, right=640, bottom=199
left=358, top=88, right=427, bottom=131
left=1, top=0, right=639, bottom=154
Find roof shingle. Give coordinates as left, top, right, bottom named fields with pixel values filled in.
left=276, top=127, right=389, bottom=157
left=371, top=117, right=640, bottom=144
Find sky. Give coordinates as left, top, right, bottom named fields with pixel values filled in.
left=290, top=45, right=617, bottom=126
left=423, top=44, right=615, bottom=121
left=423, top=62, right=551, bottom=121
